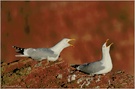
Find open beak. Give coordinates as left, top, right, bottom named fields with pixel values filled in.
left=68, top=39, right=76, bottom=46
left=105, top=39, right=113, bottom=47
left=108, top=42, right=113, bottom=47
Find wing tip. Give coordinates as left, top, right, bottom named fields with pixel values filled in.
left=71, top=64, right=80, bottom=69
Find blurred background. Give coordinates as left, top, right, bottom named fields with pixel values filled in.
left=1, top=1, right=134, bottom=75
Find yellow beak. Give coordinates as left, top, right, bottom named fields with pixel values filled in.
left=68, top=39, right=76, bottom=46
left=108, top=42, right=113, bottom=47
left=106, top=39, right=113, bottom=47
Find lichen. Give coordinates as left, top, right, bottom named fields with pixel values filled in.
left=1, top=59, right=134, bottom=88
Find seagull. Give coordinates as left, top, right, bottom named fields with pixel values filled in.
left=71, top=39, right=113, bottom=75
left=12, top=38, right=75, bottom=61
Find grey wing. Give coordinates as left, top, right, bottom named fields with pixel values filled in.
left=78, top=61, right=105, bottom=74
left=26, top=48, right=57, bottom=59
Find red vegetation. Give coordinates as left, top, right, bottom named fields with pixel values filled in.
left=1, top=58, right=134, bottom=88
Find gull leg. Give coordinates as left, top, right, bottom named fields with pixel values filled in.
left=58, top=57, right=63, bottom=61
left=88, top=73, right=95, bottom=77
left=45, top=60, right=50, bottom=66
left=34, top=61, right=42, bottom=67
left=49, top=57, right=62, bottom=65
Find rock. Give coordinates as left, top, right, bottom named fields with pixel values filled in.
left=1, top=58, right=134, bottom=88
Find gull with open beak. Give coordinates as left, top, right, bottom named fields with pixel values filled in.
left=72, top=39, right=113, bottom=75
left=12, top=38, right=75, bottom=61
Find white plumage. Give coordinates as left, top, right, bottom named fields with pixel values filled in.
left=13, top=38, right=75, bottom=61
left=72, top=39, right=113, bottom=74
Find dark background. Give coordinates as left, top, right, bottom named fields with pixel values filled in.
left=1, top=1, right=134, bottom=74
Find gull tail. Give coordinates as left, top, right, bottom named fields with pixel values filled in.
left=70, top=64, right=80, bottom=68
left=12, top=46, right=25, bottom=54
left=70, top=64, right=81, bottom=74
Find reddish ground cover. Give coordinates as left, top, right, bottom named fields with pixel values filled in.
left=1, top=58, right=134, bottom=88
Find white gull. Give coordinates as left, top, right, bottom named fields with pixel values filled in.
left=13, top=38, right=75, bottom=61
left=72, top=39, right=113, bottom=74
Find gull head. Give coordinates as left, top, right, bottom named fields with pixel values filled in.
left=61, top=38, right=75, bottom=48
left=102, top=39, right=113, bottom=52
